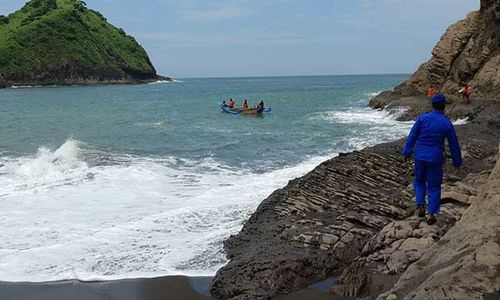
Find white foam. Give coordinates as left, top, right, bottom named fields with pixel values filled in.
left=0, top=140, right=332, bottom=282
left=365, top=91, right=383, bottom=97
left=310, top=106, right=414, bottom=151
left=312, top=106, right=410, bottom=125
left=0, top=103, right=415, bottom=282
left=133, top=121, right=166, bottom=128
left=11, top=85, right=33, bottom=89
left=148, top=80, right=172, bottom=85
left=10, top=85, right=57, bottom=89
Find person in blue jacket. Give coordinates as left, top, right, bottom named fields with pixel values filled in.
left=403, top=93, right=462, bottom=225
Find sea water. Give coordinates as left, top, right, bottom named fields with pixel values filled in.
left=0, top=75, right=413, bottom=282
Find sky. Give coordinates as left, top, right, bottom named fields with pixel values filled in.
left=1, top=0, right=479, bottom=78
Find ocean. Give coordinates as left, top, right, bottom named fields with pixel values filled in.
left=0, top=74, right=413, bottom=282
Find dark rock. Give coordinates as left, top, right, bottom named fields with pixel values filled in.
left=210, top=111, right=500, bottom=299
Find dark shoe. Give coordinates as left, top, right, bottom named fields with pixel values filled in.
left=417, top=205, right=425, bottom=218
left=427, top=215, right=437, bottom=225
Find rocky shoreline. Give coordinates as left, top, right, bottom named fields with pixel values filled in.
left=210, top=1, right=500, bottom=296
left=210, top=100, right=500, bottom=299
left=0, top=76, right=172, bottom=89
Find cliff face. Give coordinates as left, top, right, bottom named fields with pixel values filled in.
left=0, top=0, right=167, bottom=87
left=370, top=0, right=499, bottom=107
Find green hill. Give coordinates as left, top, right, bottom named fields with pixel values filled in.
left=0, top=0, right=168, bottom=87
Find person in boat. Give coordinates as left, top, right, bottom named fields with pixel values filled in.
left=402, top=93, right=462, bottom=225
left=221, top=101, right=228, bottom=108
left=256, top=101, right=265, bottom=113
left=229, top=98, right=235, bottom=109
left=243, top=99, right=249, bottom=110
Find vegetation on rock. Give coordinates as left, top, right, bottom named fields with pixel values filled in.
left=0, top=0, right=165, bottom=86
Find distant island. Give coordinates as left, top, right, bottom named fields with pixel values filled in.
left=0, top=0, right=169, bottom=88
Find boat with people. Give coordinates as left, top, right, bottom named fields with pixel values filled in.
left=219, top=99, right=271, bottom=115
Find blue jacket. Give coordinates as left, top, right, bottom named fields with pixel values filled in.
left=403, top=110, right=462, bottom=166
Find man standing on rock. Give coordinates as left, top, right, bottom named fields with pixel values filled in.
left=402, top=94, right=462, bottom=225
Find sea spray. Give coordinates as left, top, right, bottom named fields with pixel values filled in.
left=0, top=75, right=412, bottom=281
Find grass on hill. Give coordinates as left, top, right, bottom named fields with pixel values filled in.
left=0, top=0, right=158, bottom=84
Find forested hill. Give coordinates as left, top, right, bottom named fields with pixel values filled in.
left=0, top=0, right=168, bottom=87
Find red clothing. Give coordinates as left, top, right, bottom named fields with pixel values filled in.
left=464, top=86, right=472, bottom=96
left=427, top=87, right=436, bottom=98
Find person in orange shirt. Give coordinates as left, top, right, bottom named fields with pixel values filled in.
left=229, top=98, right=235, bottom=109
left=427, top=86, right=436, bottom=100
left=463, top=85, right=472, bottom=104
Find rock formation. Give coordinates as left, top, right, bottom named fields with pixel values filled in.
left=375, top=146, right=500, bottom=300
left=210, top=1, right=500, bottom=299
left=0, top=0, right=169, bottom=87
left=370, top=0, right=499, bottom=109
left=210, top=105, right=500, bottom=299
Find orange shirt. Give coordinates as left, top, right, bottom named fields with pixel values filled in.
left=229, top=100, right=235, bottom=108
left=427, top=87, right=436, bottom=98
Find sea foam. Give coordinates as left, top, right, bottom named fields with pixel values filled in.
left=0, top=139, right=332, bottom=282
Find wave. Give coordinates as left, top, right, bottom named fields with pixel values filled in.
left=11, top=85, right=34, bottom=89
left=148, top=80, right=172, bottom=85
left=0, top=102, right=416, bottom=282
left=311, top=106, right=410, bottom=125
left=133, top=121, right=166, bottom=128
left=0, top=140, right=333, bottom=282
left=309, top=106, right=413, bottom=151
left=11, top=85, right=58, bottom=89
left=365, top=91, right=383, bottom=97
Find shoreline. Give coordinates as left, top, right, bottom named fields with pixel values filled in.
left=0, top=276, right=212, bottom=300
left=0, top=275, right=336, bottom=300
left=0, top=76, right=173, bottom=90
left=2, top=101, right=498, bottom=300
left=210, top=98, right=500, bottom=299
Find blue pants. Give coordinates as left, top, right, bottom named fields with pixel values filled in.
left=414, top=160, right=443, bottom=215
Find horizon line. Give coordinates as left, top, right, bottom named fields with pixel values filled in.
left=168, top=72, right=412, bottom=80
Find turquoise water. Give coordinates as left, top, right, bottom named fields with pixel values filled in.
left=1, top=75, right=408, bottom=168
left=0, top=75, right=411, bottom=281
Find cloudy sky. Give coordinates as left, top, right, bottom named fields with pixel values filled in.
left=1, top=0, right=478, bottom=78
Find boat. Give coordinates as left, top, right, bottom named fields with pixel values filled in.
left=220, top=104, right=271, bottom=114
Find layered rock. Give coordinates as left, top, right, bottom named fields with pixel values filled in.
left=209, top=2, right=500, bottom=299
left=370, top=0, right=499, bottom=109
left=210, top=115, right=500, bottom=299
left=376, top=146, right=500, bottom=300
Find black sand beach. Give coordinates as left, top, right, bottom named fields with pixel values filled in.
left=0, top=276, right=335, bottom=300
left=0, top=277, right=212, bottom=300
